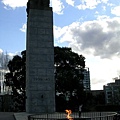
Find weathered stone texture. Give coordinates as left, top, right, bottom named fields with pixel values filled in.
left=26, top=8, right=55, bottom=113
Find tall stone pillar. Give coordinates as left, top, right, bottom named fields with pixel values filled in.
left=26, top=0, right=55, bottom=113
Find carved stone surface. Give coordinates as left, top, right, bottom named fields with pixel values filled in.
left=30, top=0, right=50, bottom=8
left=26, top=8, right=55, bottom=113
left=27, top=0, right=51, bottom=16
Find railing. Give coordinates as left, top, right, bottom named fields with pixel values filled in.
left=28, top=112, right=118, bottom=120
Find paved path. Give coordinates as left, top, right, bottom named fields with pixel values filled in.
left=0, top=112, right=15, bottom=120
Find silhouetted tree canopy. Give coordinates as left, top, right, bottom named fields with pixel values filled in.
left=4, top=50, right=26, bottom=111
left=54, top=47, right=86, bottom=111
left=4, top=47, right=86, bottom=111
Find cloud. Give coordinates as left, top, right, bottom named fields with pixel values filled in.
left=1, top=0, right=27, bottom=9
left=76, top=0, right=101, bottom=10
left=102, top=6, right=106, bottom=11
left=20, top=24, right=26, bottom=32
left=52, top=0, right=64, bottom=14
left=1, top=0, right=64, bottom=15
left=86, top=55, right=120, bottom=90
left=65, top=0, right=75, bottom=6
left=0, top=49, right=3, bottom=54
left=0, top=49, right=22, bottom=69
left=54, top=16, right=120, bottom=90
left=0, top=49, right=13, bottom=68
left=111, top=6, right=120, bottom=16
left=101, top=0, right=108, bottom=4
left=76, top=0, right=109, bottom=10
left=54, top=17, right=120, bottom=59
left=5, top=51, right=21, bottom=61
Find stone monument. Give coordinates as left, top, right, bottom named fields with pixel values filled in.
left=26, top=0, right=55, bottom=113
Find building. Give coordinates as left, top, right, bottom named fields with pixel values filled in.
left=0, top=68, right=4, bottom=94
left=91, top=90, right=105, bottom=105
left=104, top=78, right=120, bottom=105
left=0, top=68, right=10, bottom=95
left=78, top=67, right=91, bottom=91
left=0, top=52, right=9, bottom=95
left=83, top=67, right=91, bottom=91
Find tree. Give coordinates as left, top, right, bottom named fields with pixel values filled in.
left=4, top=50, right=26, bottom=111
left=4, top=47, right=86, bottom=111
left=54, top=47, right=85, bottom=111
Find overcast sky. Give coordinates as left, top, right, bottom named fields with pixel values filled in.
left=0, top=0, right=120, bottom=90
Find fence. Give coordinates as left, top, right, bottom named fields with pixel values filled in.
left=28, top=112, right=118, bottom=120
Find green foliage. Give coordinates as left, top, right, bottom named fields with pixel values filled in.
left=4, top=47, right=86, bottom=112
left=4, top=50, right=26, bottom=112
left=54, top=47, right=86, bottom=110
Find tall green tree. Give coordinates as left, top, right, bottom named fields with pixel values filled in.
left=54, top=47, right=85, bottom=110
left=4, top=50, right=26, bottom=111
left=4, top=47, right=86, bottom=111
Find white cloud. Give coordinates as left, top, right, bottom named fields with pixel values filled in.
left=0, top=49, right=21, bottom=62
left=76, top=0, right=101, bottom=10
left=0, top=49, right=3, bottom=54
left=85, top=55, right=120, bottom=90
left=111, top=6, right=120, bottom=16
left=54, top=17, right=120, bottom=90
left=96, top=15, right=110, bottom=21
left=20, top=24, right=26, bottom=32
left=102, top=6, right=106, bottom=11
left=0, top=50, right=15, bottom=69
left=65, top=0, right=75, bottom=6
left=7, top=53, right=14, bottom=59
left=101, top=0, right=108, bottom=4
left=52, top=0, right=64, bottom=14
left=6, top=51, right=21, bottom=60
left=1, top=0, right=27, bottom=9
left=1, top=0, right=64, bottom=15
left=76, top=0, right=109, bottom=10
left=54, top=17, right=120, bottom=59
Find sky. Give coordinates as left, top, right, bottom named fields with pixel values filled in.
left=0, top=0, right=120, bottom=90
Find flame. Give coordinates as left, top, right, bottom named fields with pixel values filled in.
left=65, top=110, right=73, bottom=120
